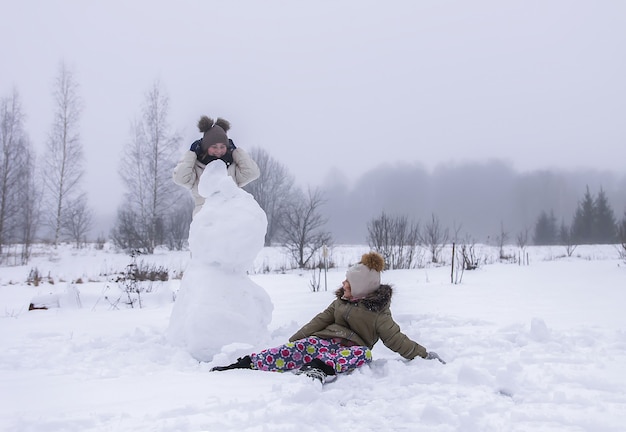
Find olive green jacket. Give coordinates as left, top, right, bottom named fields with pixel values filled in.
left=289, top=285, right=428, bottom=360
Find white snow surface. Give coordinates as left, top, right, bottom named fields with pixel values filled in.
left=1, top=243, right=625, bottom=432
left=167, top=160, right=273, bottom=361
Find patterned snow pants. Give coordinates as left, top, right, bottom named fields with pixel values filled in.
left=251, top=337, right=372, bottom=374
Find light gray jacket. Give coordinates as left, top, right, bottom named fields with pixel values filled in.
left=172, top=148, right=260, bottom=215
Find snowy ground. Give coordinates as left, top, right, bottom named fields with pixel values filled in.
left=1, top=244, right=625, bottom=432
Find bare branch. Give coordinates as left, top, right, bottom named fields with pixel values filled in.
left=367, top=211, right=421, bottom=269
left=243, top=147, right=296, bottom=246
left=421, top=213, right=449, bottom=264
left=280, top=187, right=332, bottom=268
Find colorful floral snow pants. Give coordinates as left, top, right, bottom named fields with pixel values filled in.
left=251, top=337, right=372, bottom=374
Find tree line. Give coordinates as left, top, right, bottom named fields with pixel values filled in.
left=2, top=63, right=625, bottom=268
left=362, top=191, right=626, bottom=271
left=533, top=186, right=621, bottom=246
left=0, top=62, right=333, bottom=267
left=1, top=63, right=88, bottom=264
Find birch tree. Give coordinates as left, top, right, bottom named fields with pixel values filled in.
left=0, top=89, right=27, bottom=255
left=16, top=144, right=41, bottom=263
left=0, top=89, right=41, bottom=262
left=43, top=62, right=90, bottom=245
left=113, top=81, right=181, bottom=253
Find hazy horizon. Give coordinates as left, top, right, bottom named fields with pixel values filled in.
left=84, top=160, right=626, bottom=244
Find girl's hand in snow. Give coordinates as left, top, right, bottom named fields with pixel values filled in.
left=426, top=351, right=446, bottom=364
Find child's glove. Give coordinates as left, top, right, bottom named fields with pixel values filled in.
left=426, top=351, right=446, bottom=364
left=190, top=140, right=203, bottom=158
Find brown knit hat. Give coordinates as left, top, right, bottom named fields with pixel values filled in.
left=198, top=116, right=230, bottom=153
left=346, top=252, right=385, bottom=298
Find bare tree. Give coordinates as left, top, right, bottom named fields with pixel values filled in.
left=111, top=208, right=152, bottom=252
left=460, top=235, right=481, bottom=270
left=280, top=187, right=332, bottom=268
left=243, top=147, right=295, bottom=246
left=17, top=145, right=41, bottom=263
left=62, top=194, right=92, bottom=248
left=516, top=227, right=529, bottom=250
left=0, top=90, right=41, bottom=264
left=0, top=89, right=26, bottom=255
left=421, top=213, right=449, bottom=264
left=495, top=221, right=510, bottom=260
left=164, top=195, right=193, bottom=251
left=114, top=81, right=181, bottom=253
left=516, top=226, right=529, bottom=265
left=43, top=62, right=87, bottom=246
left=451, top=221, right=463, bottom=244
left=560, top=220, right=577, bottom=257
left=618, top=213, right=626, bottom=263
left=367, top=211, right=392, bottom=265
left=367, top=211, right=421, bottom=269
left=452, top=234, right=483, bottom=284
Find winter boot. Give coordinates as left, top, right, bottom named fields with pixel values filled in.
left=211, top=355, right=252, bottom=372
left=296, top=358, right=336, bottom=384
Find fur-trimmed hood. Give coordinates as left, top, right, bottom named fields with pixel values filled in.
left=290, top=282, right=427, bottom=359
left=335, top=284, right=393, bottom=312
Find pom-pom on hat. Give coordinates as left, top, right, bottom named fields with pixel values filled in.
left=198, top=116, right=230, bottom=153
left=346, top=252, right=385, bottom=299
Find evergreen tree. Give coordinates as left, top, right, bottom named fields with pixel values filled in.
left=593, top=188, right=617, bottom=243
left=533, top=210, right=558, bottom=245
left=571, top=186, right=595, bottom=244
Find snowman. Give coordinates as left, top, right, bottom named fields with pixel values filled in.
left=167, top=160, right=273, bottom=362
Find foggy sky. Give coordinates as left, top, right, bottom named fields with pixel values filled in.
left=2, top=0, right=625, bottom=239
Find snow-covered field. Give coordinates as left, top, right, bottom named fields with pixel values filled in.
left=1, top=244, right=625, bottom=432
